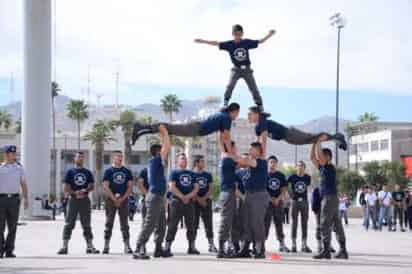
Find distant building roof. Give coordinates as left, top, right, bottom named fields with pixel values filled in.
left=350, top=121, right=412, bottom=136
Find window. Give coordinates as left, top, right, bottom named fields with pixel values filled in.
left=350, top=144, right=358, bottom=155
left=371, top=140, right=379, bottom=151
left=380, top=139, right=389, bottom=151
left=358, top=142, right=369, bottom=153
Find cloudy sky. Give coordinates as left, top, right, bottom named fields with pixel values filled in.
left=0, top=0, right=411, bottom=123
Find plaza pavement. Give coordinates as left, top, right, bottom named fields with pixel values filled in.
left=1, top=210, right=411, bottom=274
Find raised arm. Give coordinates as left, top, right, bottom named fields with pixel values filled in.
left=259, top=29, right=276, bottom=44
left=194, top=39, right=219, bottom=46
left=220, top=130, right=233, bottom=154
left=258, top=131, right=268, bottom=158
left=159, top=125, right=170, bottom=162
left=310, top=140, right=320, bottom=169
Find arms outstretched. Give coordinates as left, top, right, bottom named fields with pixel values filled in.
left=194, top=39, right=219, bottom=46
left=259, top=29, right=276, bottom=44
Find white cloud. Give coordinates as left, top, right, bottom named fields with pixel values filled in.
left=0, top=0, right=411, bottom=103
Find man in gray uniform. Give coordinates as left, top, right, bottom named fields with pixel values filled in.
left=164, top=153, right=200, bottom=256
left=0, top=145, right=29, bottom=258
left=57, top=151, right=99, bottom=255
left=133, top=125, right=171, bottom=259
left=311, top=135, right=348, bottom=260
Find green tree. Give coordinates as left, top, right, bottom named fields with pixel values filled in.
left=161, top=94, right=182, bottom=122
left=67, top=99, right=89, bottom=150
left=336, top=168, right=366, bottom=199
left=0, top=110, right=12, bottom=131
left=383, top=161, right=408, bottom=188
left=363, top=161, right=387, bottom=188
left=113, top=110, right=136, bottom=167
left=358, top=112, right=379, bottom=123
left=84, top=120, right=116, bottom=208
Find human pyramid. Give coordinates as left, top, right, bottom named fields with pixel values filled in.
left=57, top=24, right=349, bottom=261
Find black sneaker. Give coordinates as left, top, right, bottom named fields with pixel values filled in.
left=162, top=248, right=173, bottom=258
left=5, top=252, right=16, bottom=258
left=133, top=251, right=150, bottom=260
left=401, top=228, right=406, bottom=232
left=124, top=246, right=133, bottom=254
left=57, top=247, right=68, bottom=255
left=330, top=246, right=336, bottom=253
left=334, top=249, right=349, bottom=259
left=208, top=244, right=218, bottom=253
left=86, top=247, right=100, bottom=254
left=102, top=247, right=110, bottom=254
left=334, top=133, right=347, bottom=151
left=279, top=246, right=290, bottom=253
left=291, top=246, right=297, bottom=253
left=313, top=249, right=331, bottom=260
left=187, top=247, right=200, bottom=255
left=302, top=246, right=312, bottom=253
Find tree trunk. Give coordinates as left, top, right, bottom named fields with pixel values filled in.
left=77, top=119, right=81, bottom=150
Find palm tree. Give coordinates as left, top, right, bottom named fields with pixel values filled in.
left=113, top=110, right=136, bottom=167
left=0, top=110, right=12, bottom=131
left=161, top=94, right=182, bottom=122
left=84, top=120, right=116, bottom=208
left=67, top=99, right=89, bottom=150
left=358, top=112, right=378, bottom=123
left=51, top=82, right=61, bottom=197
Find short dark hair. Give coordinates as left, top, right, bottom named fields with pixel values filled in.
left=250, top=142, right=263, bottom=154
left=176, top=152, right=186, bottom=158
left=150, top=144, right=161, bottom=157
left=268, top=155, right=278, bottom=162
left=193, top=155, right=204, bottom=167
left=75, top=151, right=84, bottom=156
left=248, top=106, right=270, bottom=118
left=322, top=148, right=333, bottom=160
left=112, top=150, right=122, bottom=155
left=232, top=24, right=243, bottom=33
left=297, top=160, right=306, bottom=168
left=221, top=102, right=240, bottom=113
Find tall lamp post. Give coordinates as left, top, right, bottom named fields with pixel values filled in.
left=330, top=13, right=346, bottom=166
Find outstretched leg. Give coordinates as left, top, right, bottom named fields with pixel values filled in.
left=284, top=127, right=347, bottom=150
left=132, top=122, right=202, bottom=144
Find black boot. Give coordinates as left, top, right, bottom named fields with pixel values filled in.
left=4, top=252, right=16, bottom=258
left=216, top=240, right=226, bottom=259
left=133, top=244, right=150, bottom=260
left=187, top=241, right=200, bottom=255
left=153, top=243, right=163, bottom=258
left=208, top=238, right=218, bottom=253
left=313, top=242, right=331, bottom=260
left=57, top=247, right=68, bottom=255
left=238, top=241, right=252, bottom=258
left=334, top=241, right=349, bottom=259
left=254, top=242, right=265, bottom=259
left=163, top=241, right=174, bottom=257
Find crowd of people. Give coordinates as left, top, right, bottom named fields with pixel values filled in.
left=359, top=184, right=412, bottom=232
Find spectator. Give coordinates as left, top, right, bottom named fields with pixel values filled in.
left=339, top=193, right=349, bottom=225
left=365, top=186, right=378, bottom=230
left=392, top=184, right=406, bottom=232
left=378, top=185, right=392, bottom=231
left=359, top=186, right=367, bottom=228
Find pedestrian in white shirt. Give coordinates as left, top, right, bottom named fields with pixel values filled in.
left=378, top=185, right=392, bottom=231
left=365, top=187, right=378, bottom=230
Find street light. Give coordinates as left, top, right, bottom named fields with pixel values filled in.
left=330, top=12, right=346, bottom=166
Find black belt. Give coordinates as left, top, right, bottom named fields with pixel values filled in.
left=0, top=193, right=19, bottom=198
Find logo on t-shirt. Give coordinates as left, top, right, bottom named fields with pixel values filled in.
left=268, top=178, right=281, bottom=191
left=179, top=174, right=192, bottom=187
left=74, top=173, right=87, bottom=186
left=197, top=177, right=208, bottom=189
left=294, top=181, right=307, bottom=194
left=233, top=48, right=247, bottom=61
left=113, top=172, right=126, bottom=185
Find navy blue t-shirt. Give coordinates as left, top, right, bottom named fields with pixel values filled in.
left=319, top=164, right=337, bottom=196
left=194, top=171, right=213, bottom=197
left=267, top=171, right=287, bottom=198
left=244, top=159, right=268, bottom=192
left=220, top=157, right=237, bottom=192
left=311, top=187, right=322, bottom=213
left=200, top=112, right=232, bottom=136
left=288, top=174, right=311, bottom=201
left=169, top=169, right=197, bottom=197
left=219, top=39, right=259, bottom=67
left=103, top=166, right=133, bottom=195
left=255, top=117, right=288, bottom=140
left=392, top=191, right=405, bottom=202
left=235, top=168, right=249, bottom=194
left=138, top=168, right=149, bottom=191
left=64, top=167, right=94, bottom=192
left=148, top=156, right=167, bottom=195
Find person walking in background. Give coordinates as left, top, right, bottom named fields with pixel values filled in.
left=365, top=186, right=378, bottom=231
left=102, top=151, right=134, bottom=254
left=392, top=184, right=406, bottom=232
left=359, top=186, right=367, bottom=228
left=378, top=185, right=392, bottom=231
left=338, top=193, right=349, bottom=226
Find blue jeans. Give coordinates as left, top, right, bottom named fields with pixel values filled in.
left=378, top=206, right=392, bottom=230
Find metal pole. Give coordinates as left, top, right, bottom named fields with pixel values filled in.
left=335, top=27, right=341, bottom=166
